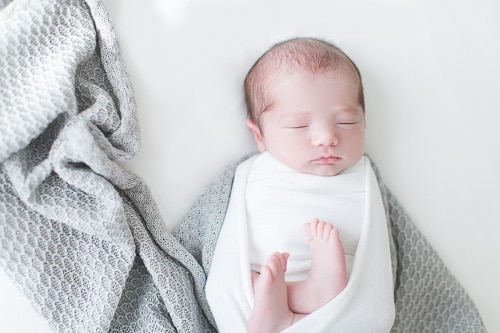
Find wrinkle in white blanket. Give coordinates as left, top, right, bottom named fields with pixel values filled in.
left=206, top=155, right=395, bottom=332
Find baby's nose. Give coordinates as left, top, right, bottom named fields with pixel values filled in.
left=311, top=126, right=338, bottom=147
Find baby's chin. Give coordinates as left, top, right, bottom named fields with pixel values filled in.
left=299, top=164, right=346, bottom=177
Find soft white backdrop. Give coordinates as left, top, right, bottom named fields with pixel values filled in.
left=2, top=0, right=499, bottom=332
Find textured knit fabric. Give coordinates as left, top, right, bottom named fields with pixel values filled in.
left=0, top=0, right=487, bottom=332
left=0, top=0, right=215, bottom=332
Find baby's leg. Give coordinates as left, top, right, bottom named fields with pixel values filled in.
left=248, top=252, right=304, bottom=333
left=287, top=219, right=347, bottom=314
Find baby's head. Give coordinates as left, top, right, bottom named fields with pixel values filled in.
left=245, top=37, right=364, bottom=126
left=244, top=37, right=366, bottom=176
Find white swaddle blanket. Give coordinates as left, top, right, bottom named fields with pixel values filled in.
left=246, top=152, right=365, bottom=281
left=206, top=153, right=395, bottom=332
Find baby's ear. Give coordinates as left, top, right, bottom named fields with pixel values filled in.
left=246, top=118, right=266, bottom=152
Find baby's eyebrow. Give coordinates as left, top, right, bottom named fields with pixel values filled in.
left=277, top=112, right=310, bottom=121
left=335, top=106, right=363, bottom=116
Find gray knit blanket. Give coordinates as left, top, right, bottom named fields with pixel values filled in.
left=0, top=0, right=487, bottom=332
left=0, top=0, right=215, bottom=331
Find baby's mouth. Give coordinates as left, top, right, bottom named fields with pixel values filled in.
left=312, top=156, right=341, bottom=164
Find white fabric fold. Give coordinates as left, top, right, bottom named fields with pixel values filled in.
left=206, top=155, right=395, bottom=332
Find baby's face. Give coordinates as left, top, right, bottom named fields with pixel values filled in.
left=248, top=71, right=365, bottom=176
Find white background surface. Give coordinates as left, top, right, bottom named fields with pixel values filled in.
left=2, top=0, right=499, bottom=332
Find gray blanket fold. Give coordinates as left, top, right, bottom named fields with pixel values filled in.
left=0, top=0, right=487, bottom=332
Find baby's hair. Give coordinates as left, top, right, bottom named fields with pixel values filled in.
left=244, top=37, right=365, bottom=126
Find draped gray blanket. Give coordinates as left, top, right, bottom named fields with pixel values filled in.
left=0, top=0, right=215, bottom=331
left=0, top=0, right=487, bottom=332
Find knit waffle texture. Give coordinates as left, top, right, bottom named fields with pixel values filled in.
left=0, top=0, right=215, bottom=331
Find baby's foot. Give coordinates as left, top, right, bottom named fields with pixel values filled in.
left=306, top=219, right=347, bottom=303
left=287, top=219, right=347, bottom=314
left=248, top=252, right=296, bottom=333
